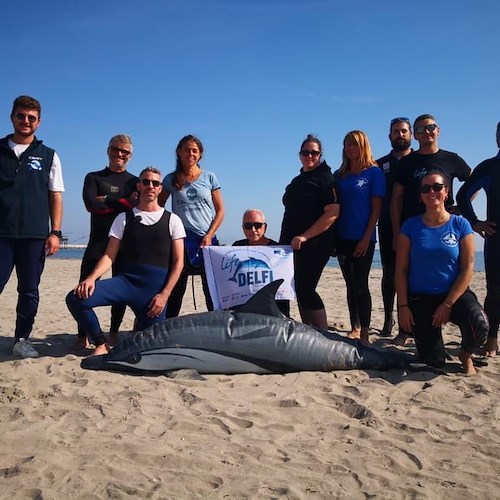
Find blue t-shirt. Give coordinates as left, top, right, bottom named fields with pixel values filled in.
left=401, top=214, right=473, bottom=294
left=163, top=169, right=221, bottom=236
left=334, top=166, right=385, bottom=241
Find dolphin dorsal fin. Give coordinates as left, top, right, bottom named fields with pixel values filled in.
left=232, top=279, right=285, bottom=318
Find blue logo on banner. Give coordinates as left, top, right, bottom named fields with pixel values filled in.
left=223, top=255, right=274, bottom=287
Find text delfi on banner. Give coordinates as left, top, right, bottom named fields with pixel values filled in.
left=202, top=245, right=296, bottom=310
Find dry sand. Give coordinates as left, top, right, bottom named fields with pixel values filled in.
left=0, top=259, right=498, bottom=499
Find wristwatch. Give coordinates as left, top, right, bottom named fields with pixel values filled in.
left=50, top=230, right=62, bottom=239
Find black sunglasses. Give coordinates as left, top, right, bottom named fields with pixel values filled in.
left=141, top=178, right=161, bottom=187
left=15, top=112, right=38, bottom=124
left=415, top=124, right=438, bottom=134
left=109, top=145, right=132, bottom=156
left=421, top=182, right=445, bottom=194
left=243, top=222, right=266, bottom=230
left=300, top=150, right=321, bottom=157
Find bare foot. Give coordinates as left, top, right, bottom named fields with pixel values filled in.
left=347, top=329, right=361, bottom=340
left=91, top=343, right=110, bottom=356
left=459, top=350, right=477, bottom=376
left=483, top=338, right=498, bottom=358
left=73, top=337, right=91, bottom=350
left=108, top=331, right=120, bottom=346
left=392, top=331, right=411, bottom=346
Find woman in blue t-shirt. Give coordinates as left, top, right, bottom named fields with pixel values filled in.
left=395, top=170, right=488, bottom=375
left=159, top=135, right=225, bottom=316
left=334, top=131, right=385, bottom=344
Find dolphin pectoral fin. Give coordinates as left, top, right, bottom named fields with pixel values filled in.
left=232, top=279, right=285, bottom=318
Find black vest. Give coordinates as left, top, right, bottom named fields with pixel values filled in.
left=121, top=210, right=172, bottom=268
left=0, top=135, right=55, bottom=238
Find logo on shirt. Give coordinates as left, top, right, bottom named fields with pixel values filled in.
left=110, top=185, right=119, bottom=194
left=221, top=253, right=274, bottom=287
left=382, top=162, right=390, bottom=173
left=441, top=232, right=459, bottom=247
left=186, top=187, right=198, bottom=201
left=414, top=167, right=429, bottom=180
left=27, top=156, right=43, bottom=171
left=355, top=177, right=369, bottom=189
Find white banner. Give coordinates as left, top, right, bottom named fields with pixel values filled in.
left=202, top=245, right=296, bottom=310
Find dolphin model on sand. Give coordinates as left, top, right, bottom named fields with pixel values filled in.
left=81, top=280, right=413, bottom=374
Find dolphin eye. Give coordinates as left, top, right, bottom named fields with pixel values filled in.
left=124, top=353, right=141, bottom=364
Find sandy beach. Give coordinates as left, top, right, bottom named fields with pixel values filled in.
left=0, top=259, right=498, bottom=499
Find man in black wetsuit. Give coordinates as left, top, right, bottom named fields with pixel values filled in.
left=457, top=122, right=500, bottom=357
left=76, top=134, right=138, bottom=348
left=376, top=117, right=412, bottom=337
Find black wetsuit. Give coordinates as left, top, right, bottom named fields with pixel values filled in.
left=457, top=152, right=500, bottom=340
left=279, top=161, right=338, bottom=311
left=79, top=167, right=138, bottom=336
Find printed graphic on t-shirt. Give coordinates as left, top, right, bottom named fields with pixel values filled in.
left=441, top=232, right=459, bottom=247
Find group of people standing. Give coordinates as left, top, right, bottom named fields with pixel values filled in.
left=1, top=94, right=498, bottom=375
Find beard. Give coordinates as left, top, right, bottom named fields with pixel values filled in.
left=391, top=138, right=411, bottom=152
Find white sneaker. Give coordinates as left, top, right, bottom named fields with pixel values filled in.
left=13, top=338, right=39, bottom=358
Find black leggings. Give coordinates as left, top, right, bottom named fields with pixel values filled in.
left=166, top=257, right=213, bottom=318
left=337, top=239, right=375, bottom=330
left=484, top=234, right=500, bottom=339
left=408, top=289, right=489, bottom=368
left=379, top=223, right=396, bottom=322
left=293, top=237, right=331, bottom=310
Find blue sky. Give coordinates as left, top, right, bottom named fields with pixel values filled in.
left=1, top=0, right=498, bottom=248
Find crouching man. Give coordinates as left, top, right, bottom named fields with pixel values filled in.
left=66, top=167, right=185, bottom=355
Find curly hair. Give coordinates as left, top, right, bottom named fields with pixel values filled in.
left=172, top=135, right=204, bottom=190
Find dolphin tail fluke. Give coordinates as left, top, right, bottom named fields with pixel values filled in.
left=232, top=279, right=285, bottom=318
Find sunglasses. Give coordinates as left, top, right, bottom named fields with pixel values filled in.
left=109, top=145, right=132, bottom=156
left=390, top=116, right=410, bottom=125
left=141, top=178, right=161, bottom=187
left=15, top=112, right=38, bottom=124
left=300, top=150, right=321, bottom=157
left=415, top=124, right=438, bottom=134
left=243, top=222, right=266, bottom=230
left=421, top=182, right=445, bottom=194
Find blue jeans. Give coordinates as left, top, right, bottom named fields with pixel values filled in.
left=0, top=238, right=46, bottom=340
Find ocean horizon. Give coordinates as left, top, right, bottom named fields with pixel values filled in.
left=54, top=247, right=486, bottom=273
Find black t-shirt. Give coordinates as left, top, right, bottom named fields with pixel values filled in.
left=395, top=149, right=470, bottom=222
left=376, top=151, right=409, bottom=229
left=279, top=161, right=338, bottom=244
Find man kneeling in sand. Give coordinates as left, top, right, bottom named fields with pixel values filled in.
left=66, top=167, right=185, bottom=355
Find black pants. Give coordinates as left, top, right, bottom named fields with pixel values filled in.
left=379, top=223, right=396, bottom=322
left=408, top=289, right=489, bottom=368
left=484, top=233, right=500, bottom=339
left=293, top=237, right=331, bottom=310
left=0, top=238, right=46, bottom=340
left=166, top=257, right=213, bottom=318
left=337, top=239, right=375, bottom=330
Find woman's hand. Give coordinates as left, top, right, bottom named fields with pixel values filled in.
left=200, top=234, right=213, bottom=247
left=432, top=303, right=452, bottom=327
left=398, top=305, right=414, bottom=333
left=291, top=235, right=307, bottom=250
left=354, top=236, right=370, bottom=257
